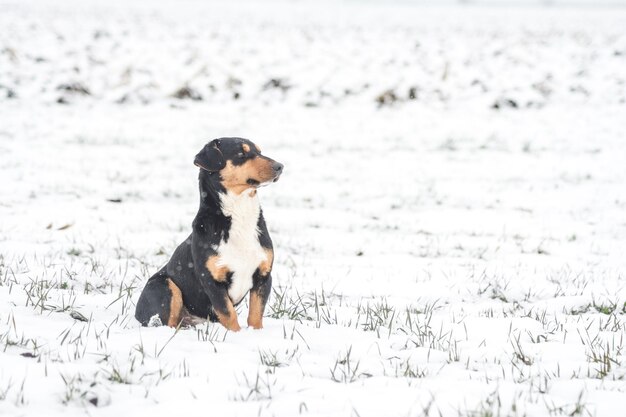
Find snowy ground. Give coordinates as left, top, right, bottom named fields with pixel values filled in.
left=1, top=0, right=626, bottom=416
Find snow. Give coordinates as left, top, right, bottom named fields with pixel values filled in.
left=1, top=0, right=626, bottom=416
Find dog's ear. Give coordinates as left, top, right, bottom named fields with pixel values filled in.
left=194, top=139, right=225, bottom=172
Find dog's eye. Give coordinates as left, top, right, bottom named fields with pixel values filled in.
left=237, top=152, right=245, bottom=158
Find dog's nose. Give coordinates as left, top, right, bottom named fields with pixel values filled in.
left=272, top=162, right=284, bottom=173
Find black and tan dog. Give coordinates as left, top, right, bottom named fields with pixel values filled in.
left=135, top=137, right=283, bottom=331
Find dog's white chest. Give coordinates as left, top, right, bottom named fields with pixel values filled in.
left=217, top=190, right=267, bottom=305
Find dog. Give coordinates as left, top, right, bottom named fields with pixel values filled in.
left=135, top=137, right=283, bottom=331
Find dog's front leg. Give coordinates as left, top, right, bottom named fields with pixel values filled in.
left=192, top=237, right=241, bottom=332
left=195, top=253, right=241, bottom=332
left=207, top=281, right=241, bottom=332
left=248, top=272, right=272, bottom=329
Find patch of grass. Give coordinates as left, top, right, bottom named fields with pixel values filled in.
left=101, top=358, right=137, bottom=385
left=60, top=373, right=87, bottom=405
left=330, top=346, right=366, bottom=383
left=259, top=349, right=283, bottom=369
left=510, top=332, right=533, bottom=366
left=233, top=371, right=276, bottom=401
left=593, top=301, right=617, bottom=315
left=568, top=304, right=591, bottom=315
left=268, top=286, right=314, bottom=322
left=258, top=348, right=299, bottom=374
left=544, top=391, right=592, bottom=416
left=357, top=298, right=396, bottom=334
left=0, top=378, right=12, bottom=401
left=66, top=248, right=82, bottom=257
left=586, top=342, right=622, bottom=379
left=196, top=322, right=228, bottom=351
left=395, top=358, right=428, bottom=379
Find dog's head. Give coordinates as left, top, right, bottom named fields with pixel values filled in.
left=194, top=137, right=283, bottom=194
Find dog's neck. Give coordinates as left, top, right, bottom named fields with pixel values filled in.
left=219, top=188, right=260, bottom=217
left=198, top=172, right=222, bottom=213
left=218, top=188, right=261, bottom=239
left=196, top=172, right=259, bottom=223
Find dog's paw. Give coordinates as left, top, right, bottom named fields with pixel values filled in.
left=148, top=314, right=163, bottom=327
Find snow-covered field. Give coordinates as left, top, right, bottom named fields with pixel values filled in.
left=1, top=0, right=626, bottom=416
